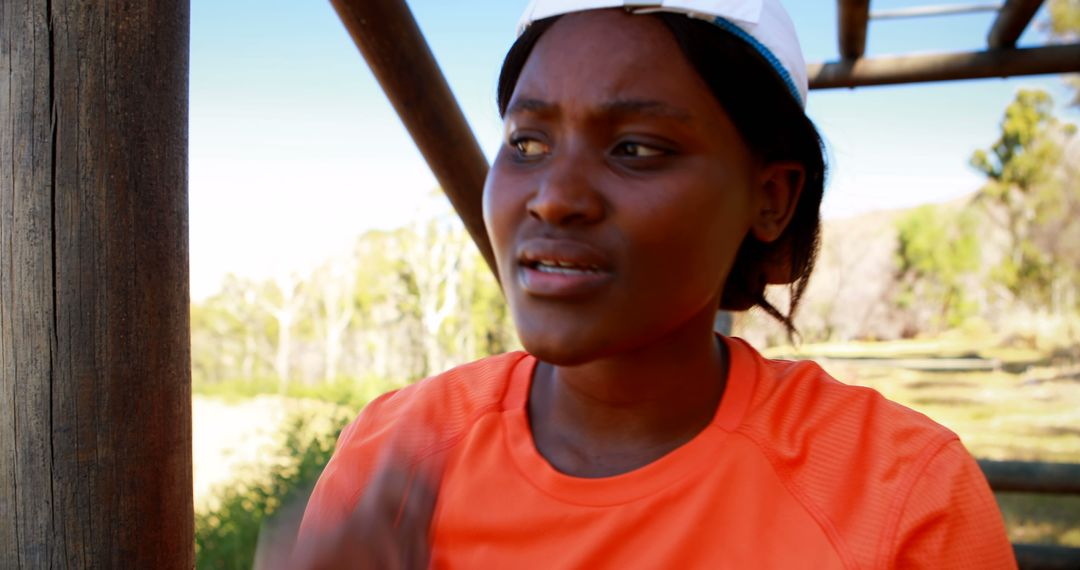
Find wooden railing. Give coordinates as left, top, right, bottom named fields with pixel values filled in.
left=982, top=460, right=1080, bottom=570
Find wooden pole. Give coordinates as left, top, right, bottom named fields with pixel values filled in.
left=1013, top=544, right=1080, bottom=570
left=988, top=0, right=1045, bottom=49
left=871, top=3, right=1005, bottom=20
left=980, top=460, right=1080, bottom=495
left=808, top=44, right=1080, bottom=89
left=0, top=1, right=192, bottom=567
left=330, top=0, right=497, bottom=279
left=838, top=0, right=871, bottom=60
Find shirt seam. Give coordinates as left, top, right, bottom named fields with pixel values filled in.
left=732, top=428, right=861, bottom=570
left=410, top=353, right=529, bottom=465
left=340, top=353, right=530, bottom=510
left=877, top=432, right=960, bottom=570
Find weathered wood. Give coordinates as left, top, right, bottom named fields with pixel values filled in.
left=838, top=0, right=871, bottom=59
left=988, top=0, right=1045, bottom=49
left=808, top=44, right=1080, bottom=89
left=0, top=1, right=192, bottom=567
left=331, top=0, right=497, bottom=279
left=980, top=460, right=1080, bottom=495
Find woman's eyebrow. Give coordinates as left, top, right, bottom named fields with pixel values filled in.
left=600, top=99, right=692, bottom=122
left=506, top=98, right=692, bottom=123
left=506, top=98, right=558, bottom=117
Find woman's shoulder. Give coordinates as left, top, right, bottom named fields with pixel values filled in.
left=727, top=338, right=1015, bottom=568
left=334, top=351, right=532, bottom=460
left=730, top=336, right=958, bottom=452
left=299, top=352, right=533, bottom=534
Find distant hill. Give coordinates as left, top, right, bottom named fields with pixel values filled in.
left=735, top=195, right=977, bottom=346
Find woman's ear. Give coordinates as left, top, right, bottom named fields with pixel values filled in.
left=751, top=161, right=805, bottom=243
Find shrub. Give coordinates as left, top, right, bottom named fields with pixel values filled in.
left=194, top=411, right=352, bottom=569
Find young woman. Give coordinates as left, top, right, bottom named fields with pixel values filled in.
left=293, top=1, right=1016, bottom=568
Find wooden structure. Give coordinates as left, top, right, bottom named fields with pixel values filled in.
left=1, top=0, right=1078, bottom=568
left=329, top=0, right=497, bottom=276
left=814, top=0, right=1080, bottom=88
left=1, top=1, right=192, bottom=567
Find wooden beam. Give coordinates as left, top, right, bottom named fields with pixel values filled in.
left=331, top=0, right=497, bottom=279
left=979, top=460, right=1080, bottom=495
left=1014, top=544, right=1080, bottom=570
left=988, top=0, right=1045, bottom=49
left=808, top=44, right=1080, bottom=89
left=1, top=1, right=192, bottom=567
left=871, top=3, right=1004, bottom=20
left=838, top=0, right=871, bottom=59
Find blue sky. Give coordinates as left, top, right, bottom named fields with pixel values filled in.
left=189, top=0, right=1078, bottom=299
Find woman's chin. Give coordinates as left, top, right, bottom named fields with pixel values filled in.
left=517, top=332, right=609, bottom=367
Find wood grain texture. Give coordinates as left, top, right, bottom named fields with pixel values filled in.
left=1, top=1, right=192, bottom=567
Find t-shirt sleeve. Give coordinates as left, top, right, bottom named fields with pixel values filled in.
left=889, top=440, right=1017, bottom=570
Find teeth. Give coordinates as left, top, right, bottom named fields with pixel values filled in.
left=536, top=265, right=595, bottom=275
left=531, top=258, right=601, bottom=273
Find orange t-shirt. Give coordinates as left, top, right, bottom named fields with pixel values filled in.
left=297, top=336, right=1016, bottom=569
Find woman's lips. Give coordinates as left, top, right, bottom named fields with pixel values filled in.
left=520, top=264, right=614, bottom=298
left=516, top=238, right=615, bottom=298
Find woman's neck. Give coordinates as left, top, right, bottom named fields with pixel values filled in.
left=527, top=308, right=729, bottom=478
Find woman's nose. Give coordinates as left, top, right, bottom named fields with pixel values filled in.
left=526, top=152, right=605, bottom=226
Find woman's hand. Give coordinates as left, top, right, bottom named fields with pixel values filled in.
left=263, top=460, right=440, bottom=570
left=299, top=464, right=439, bottom=570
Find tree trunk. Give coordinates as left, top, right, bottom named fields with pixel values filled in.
left=0, top=1, right=192, bottom=567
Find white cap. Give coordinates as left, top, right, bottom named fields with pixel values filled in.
left=517, top=0, right=808, bottom=107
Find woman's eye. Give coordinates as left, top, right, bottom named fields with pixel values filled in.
left=614, top=142, right=666, bottom=158
left=513, top=138, right=549, bottom=157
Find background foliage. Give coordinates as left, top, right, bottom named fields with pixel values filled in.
left=195, top=407, right=354, bottom=570
left=193, top=6, right=1080, bottom=564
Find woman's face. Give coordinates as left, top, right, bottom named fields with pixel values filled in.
left=483, top=9, right=763, bottom=365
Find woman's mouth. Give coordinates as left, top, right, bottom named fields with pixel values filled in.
left=529, top=259, right=603, bottom=276
left=516, top=240, right=614, bottom=298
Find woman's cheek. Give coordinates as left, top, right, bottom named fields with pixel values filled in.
left=482, top=166, right=525, bottom=279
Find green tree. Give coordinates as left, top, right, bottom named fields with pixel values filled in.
left=894, top=205, right=981, bottom=330
left=188, top=195, right=520, bottom=393
left=1047, top=0, right=1080, bottom=105
left=969, top=89, right=1075, bottom=308
left=259, top=273, right=308, bottom=392
left=191, top=275, right=275, bottom=385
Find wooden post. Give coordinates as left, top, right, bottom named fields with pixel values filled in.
left=331, top=0, right=497, bottom=279
left=838, top=0, right=871, bottom=60
left=1, top=1, right=192, bottom=567
left=988, top=0, right=1045, bottom=49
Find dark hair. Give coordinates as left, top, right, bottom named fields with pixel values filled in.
left=496, top=14, right=827, bottom=336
